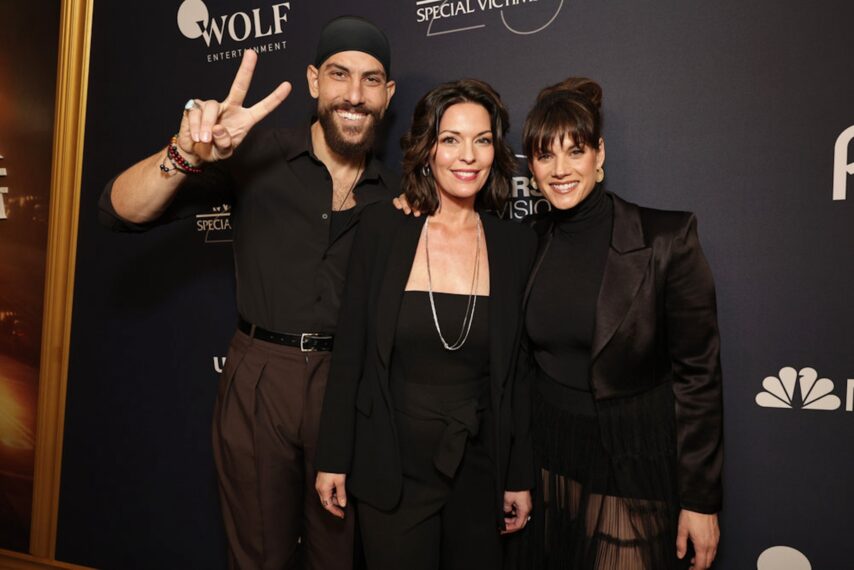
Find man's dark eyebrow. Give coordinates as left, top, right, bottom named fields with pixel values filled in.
left=326, top=63, right=386, bottom=81
left=326, top=63, right=350, bottom=74
left=362, top=68, right=387, bottom=80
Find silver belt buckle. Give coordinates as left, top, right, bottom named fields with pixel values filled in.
left=300, top=332, right=317, bottom=352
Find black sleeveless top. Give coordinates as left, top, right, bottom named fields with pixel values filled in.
left=390, top=291, right=491, bottom=480
left=391, top=291, right=490, bottom=385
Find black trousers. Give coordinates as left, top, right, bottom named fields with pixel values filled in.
left=357, top=386, right=501, bottom=570
left=212, top=330, right=355, bottom=569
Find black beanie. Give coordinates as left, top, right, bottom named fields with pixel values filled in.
left=314, top=16, right=391, bottom=78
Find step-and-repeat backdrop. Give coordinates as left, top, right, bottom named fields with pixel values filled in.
left=58, top=1, right=853, bottom=568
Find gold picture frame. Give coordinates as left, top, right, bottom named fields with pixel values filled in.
left=0, top=0, right=93, bottom=567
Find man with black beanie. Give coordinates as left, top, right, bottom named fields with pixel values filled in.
left=99, top=16, right=396, bottom=569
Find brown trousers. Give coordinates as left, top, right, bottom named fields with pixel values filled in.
left=212, top=330, right=354, bottom=570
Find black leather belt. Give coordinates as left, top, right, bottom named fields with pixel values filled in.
left=238, top=317, right=334, bottom=352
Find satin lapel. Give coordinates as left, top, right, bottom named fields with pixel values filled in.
left=591, top=195, right=651, bottom=361
left=482, top=215, right=512, bottom=393
left=375, top=215, right=426, bottom=371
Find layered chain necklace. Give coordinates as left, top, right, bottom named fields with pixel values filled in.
left=424, top=215, right=482, bottom=351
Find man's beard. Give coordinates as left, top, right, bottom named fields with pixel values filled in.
left=318, top=102, right=382, bottom=158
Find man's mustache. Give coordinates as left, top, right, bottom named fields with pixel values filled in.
left=331, top=102, right=381, bottom=119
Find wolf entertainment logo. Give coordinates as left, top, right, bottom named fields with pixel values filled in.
left=755, top=366, right=854, bottom=412
left=416, top=0, right=563, bottom=37
left=177, top=0, right=291, bottom=62
left=833, top=125, right=854, bottom=200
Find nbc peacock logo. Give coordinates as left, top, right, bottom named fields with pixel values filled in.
left=755, top=366, right=844, bottom=411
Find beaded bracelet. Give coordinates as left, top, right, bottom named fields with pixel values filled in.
left=167, top=134, right=203, bottom=174
left=159, top=153, right=178, bottom=175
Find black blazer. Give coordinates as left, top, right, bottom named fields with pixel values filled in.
left=315, top=202, right=538, bottom=514
left=524, top=192, right=724, bottom=514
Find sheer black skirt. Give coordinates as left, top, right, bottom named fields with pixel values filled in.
left=510, top=374, right=688, bottom=570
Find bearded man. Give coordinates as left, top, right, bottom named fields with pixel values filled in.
left=99, top=16, right=396, bottom=570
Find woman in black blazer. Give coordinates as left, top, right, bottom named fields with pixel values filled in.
left=515, top=79, right=723, bottom=570
left=314, top=80, right=537, bottom=570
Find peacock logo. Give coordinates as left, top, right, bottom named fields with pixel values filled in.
left=755, top=366, right=842, bottom=411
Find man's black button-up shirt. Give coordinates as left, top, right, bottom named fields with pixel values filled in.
left=99, top=125, right=398, bottom=334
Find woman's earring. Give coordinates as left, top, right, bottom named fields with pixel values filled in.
left=422, top=164, right=431, bottom=177
left=530, top=176, right=538, bottom=190
left=596, top=167, right=605, bottom=183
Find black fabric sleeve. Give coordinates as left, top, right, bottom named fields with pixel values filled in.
left=313, top=206, right=378, bottom=474
left=98, top=159, right=233, bottom=232
left=665, top=214, right=724, bottom=514
left=505, top=228, right=539, bottom=491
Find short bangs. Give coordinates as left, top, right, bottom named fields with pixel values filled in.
left=522, top=91, right=601, bottom=158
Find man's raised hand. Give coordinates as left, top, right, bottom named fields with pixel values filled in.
left=179, top=49, right=292, bottom=163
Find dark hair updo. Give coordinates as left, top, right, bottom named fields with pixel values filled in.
left=522, top=77, right=603, bottom=159
left=401, top=79, right=515, bottom=215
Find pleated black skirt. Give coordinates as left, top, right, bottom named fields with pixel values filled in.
left=510, top=373, right=689, bottom=570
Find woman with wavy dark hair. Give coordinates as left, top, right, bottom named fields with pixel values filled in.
left=514, top=78, right=723, bottom=570
left=314, top=79, right=538, bottom=569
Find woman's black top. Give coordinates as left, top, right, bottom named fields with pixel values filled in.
left=391, top=291, right=490, bottom=385
left=525, top=185, right=613, bottom=392
left=390, top=291, right=491, bottom=482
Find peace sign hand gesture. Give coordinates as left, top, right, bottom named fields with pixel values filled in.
left=179, top=49, right=292, bottom=163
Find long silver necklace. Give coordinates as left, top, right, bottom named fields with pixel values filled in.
left=424, top=215, right=482, bottom=351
